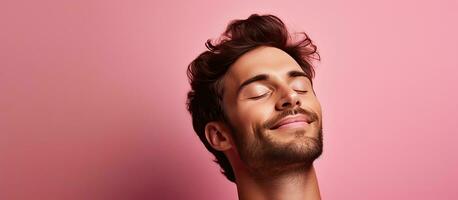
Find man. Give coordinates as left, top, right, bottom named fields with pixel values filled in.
left=186, top=14, right=324, bottom=200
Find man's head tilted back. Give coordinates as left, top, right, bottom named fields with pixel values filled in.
left=186, top=14, right=323, bottom=196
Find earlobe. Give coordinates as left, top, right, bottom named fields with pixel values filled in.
left=204, top=122, right=232, bottom=151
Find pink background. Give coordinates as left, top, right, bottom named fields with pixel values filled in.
left=1, top=0, right=457, bottom=199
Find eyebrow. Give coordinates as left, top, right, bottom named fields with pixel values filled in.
left=236, top=70, right=309, bottom=95
left=288, top=70, right=308, bottom=78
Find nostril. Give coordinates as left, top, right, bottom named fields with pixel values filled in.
left=282, top=102, right=292, bottom=108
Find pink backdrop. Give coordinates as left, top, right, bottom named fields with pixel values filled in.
left=1, top=0, right=457, bottom=199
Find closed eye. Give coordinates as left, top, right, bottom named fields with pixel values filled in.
left=248, top=92, right=269, bottom=100
left=295, top=90, right=308, bottom=94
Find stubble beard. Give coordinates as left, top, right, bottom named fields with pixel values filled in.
left=230, top=109, right=324, bottom=179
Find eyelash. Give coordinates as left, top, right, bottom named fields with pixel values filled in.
left=295, top=90, right=308, bottom=94
left=249, top=92, right=269, bottom=100
left=248, top=90, right=307, bottom=100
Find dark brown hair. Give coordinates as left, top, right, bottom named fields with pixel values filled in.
left=185, top=14, right=320, bottom=183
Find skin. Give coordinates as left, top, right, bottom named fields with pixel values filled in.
left=205, top=46, right=323, bottom=200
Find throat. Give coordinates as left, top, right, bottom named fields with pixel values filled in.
left=235, top=164, right=321, bottom=200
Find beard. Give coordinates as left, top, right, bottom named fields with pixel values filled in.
left=229, top=107, right=323, bottom=178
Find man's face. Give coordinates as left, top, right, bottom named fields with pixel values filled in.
left=222, top=46, right=323, bottom=174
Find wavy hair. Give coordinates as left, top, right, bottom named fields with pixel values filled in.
left=186, top=14, right=320, bottom=183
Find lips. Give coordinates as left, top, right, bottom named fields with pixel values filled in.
left=270, top=115, right=312, bottom=130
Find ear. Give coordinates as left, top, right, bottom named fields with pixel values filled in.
left=204, top=122, right=233, bottom=151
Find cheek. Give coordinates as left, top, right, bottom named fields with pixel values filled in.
left=235, top=102, right=272, bottom=129
left=305, top=96, right=323, bottom=118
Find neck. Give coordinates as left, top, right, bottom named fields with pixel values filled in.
left=235, top=164, right=321, bottom=200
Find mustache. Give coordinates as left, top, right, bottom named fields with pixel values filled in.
left=263, top=107, right=319, bottom=130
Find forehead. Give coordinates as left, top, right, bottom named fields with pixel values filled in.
left=225, top=46, right=304, bottom=84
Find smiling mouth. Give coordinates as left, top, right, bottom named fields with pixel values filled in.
left=272, top=121, right=309, bottom=130
left=269, top=114, right=312, bottom=130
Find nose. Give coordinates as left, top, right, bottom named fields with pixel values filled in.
left=275, top=86, right=301, bottom=111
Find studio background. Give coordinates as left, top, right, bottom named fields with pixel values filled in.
left=1, top=0, right=457, bottom=199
